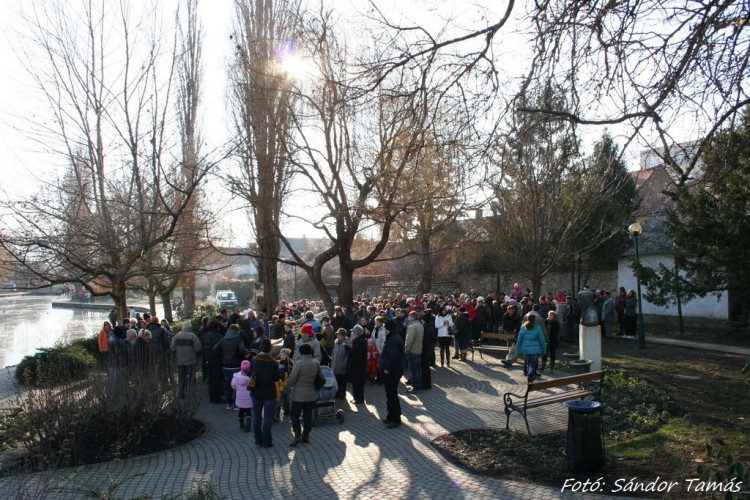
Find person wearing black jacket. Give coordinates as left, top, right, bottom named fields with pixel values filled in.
left=473, top=298, right=490, bottom=341
left=145, top=318, right=170, bottom=385
left=542, top=311, right=560, bottom=372
left=331, top=307, right=351, bottom=333
left=113, top=318, right=130, bottom=340
left=455, top=307, right=472, bottom=362
left=249, top=338, right=280, bottom=448
left=347, top=325, right=368, bottom=404
left=421, top=310, right=436, bottom=389
left=502, top=305, right=522, bottom=344
left=380, top=319, right=405, bottom=429
left=202, top=321, right=224, bottom=403
left=213, top=326, right=249, bottom=409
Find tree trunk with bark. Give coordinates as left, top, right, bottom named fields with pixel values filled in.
left=417, top=234, right=433, bottom=294
left=161, top=292, right=173, bottom=323
left=337, top=263, right=355, bottom=310
left=148, top=292, right=157, bottom=315
left=258, top=220, right=280, bottom=313
left=113, top=280, right=128, bottom=322
left=182, top=275, right=195, bottom=316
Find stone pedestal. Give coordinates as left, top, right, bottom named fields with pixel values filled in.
left=579, top=324, right=602, bottom=371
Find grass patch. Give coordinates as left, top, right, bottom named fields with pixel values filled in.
left=645, top=322, right=750, bottom=348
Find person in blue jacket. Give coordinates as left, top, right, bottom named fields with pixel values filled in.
left=515, top=314, right=547, bottom=383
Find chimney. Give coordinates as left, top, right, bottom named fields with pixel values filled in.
left=475, top=209, right=483, bottom=220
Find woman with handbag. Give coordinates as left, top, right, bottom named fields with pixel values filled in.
left=286, top=343, right=321, bottom=446
left=435, top=306, right=454, bottom=367
left=248, top=338, right=280, bottom=448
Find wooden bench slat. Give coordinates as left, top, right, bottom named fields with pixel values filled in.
left=523, top=392, right=594, bottom=408
left=528, top=370, right=605, bottom=391
left=507, top=389, right=592, bottom=407
left=480, top=333, right=515, bottom=340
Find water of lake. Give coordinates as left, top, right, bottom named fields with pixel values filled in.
left=0, top=294, right=162, bottom=369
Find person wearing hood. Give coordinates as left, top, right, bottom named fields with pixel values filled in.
left=171, top=321, right=202, bottom=397
left=347, top=325, right=368, bottom=404
left=330, top=329, right=350, bottom=399
left=249, top=339, right=280, bottom=447
left=331, top=306, right=352, bottom=333
left=214, top=323, right=250, bottom=409
left=293, top=324, right=322, bottom=363
left=380, top=319, right=405, bottom=429
left=515, top=314, right=547, bottom=383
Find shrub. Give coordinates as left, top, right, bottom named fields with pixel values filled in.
left=15, top=343, right=97, bottom=386
left=603, top=370, right=670, bottom=439
left=70, top=335, right=100, bottom=358
left=187, top=303, right=217, bottom=336
left=6, top=361, right=203, bottom=470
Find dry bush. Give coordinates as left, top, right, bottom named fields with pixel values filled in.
left=8, top=358, right=204, bottom=471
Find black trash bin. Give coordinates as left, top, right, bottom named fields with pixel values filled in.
left=565, top=400, right=605, bottom=473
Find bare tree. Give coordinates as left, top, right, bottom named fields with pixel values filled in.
left=366, top=1, right=749, bottom=187
left=491, top=83, right=627, bottom=297
left=175, top=0, right=205, bottom=316
left=0, top=0, right=215, bottom=319
left=391, top=123, right=473, bottom=294
left=520, top=0, right=750, bottom=185
left=270, top=11, right=442, bottom=313
left=226, top=0, right=302, bottom=314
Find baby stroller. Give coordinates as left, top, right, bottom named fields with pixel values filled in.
left=312, top=365, right=345, bottom=426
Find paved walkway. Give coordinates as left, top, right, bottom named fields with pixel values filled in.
left=646, top=336, right=750, bottom=356
left=0, top=358, right=621, bottom=500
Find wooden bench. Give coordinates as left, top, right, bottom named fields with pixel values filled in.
left=470, top=332, right=516, bottom=362
left=503, top=370, right=605, bottom=434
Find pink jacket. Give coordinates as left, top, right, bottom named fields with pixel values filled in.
left=231, top=371, right=253, bottom=409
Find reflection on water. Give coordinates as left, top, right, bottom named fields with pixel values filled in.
left=1, top=295, right=112, bottom=368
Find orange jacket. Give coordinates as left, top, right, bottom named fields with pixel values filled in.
left=98, top=328, right=109, bottom=352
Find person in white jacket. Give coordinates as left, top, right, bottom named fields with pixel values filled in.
left=435, top=306, right=455, bottom=367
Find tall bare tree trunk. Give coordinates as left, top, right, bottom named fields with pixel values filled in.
left=182, top=277, right=195, bottom=315
left=148, top=293, right=157, bottom=315
left=258, top=214, right=280, bottom=313
left=417, top=234, right=432, bottom=294
left=113, top=280, right=128, bottom=322
left=337, top=265, right=355, bottom=310
left=162, top=292, right=173, bottom=323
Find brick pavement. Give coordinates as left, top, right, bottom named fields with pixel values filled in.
left=0, top=357, right=623, bottom=499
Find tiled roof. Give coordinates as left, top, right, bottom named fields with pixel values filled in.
left=621, top=213, right=673, bottom=257
left=631, top=166, right=676, bottom=216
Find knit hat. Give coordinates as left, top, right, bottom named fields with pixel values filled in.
left=385, top=319, right=397, bottom=332
left=280, top=348, right=291, bottom=358
left=301, top=324, right=314, bottom=335
left=241, top=360, right=250, bottom=372
left=351, top=324, right=364, bottom=336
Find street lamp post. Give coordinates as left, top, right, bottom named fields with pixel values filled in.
left=628, top=223, right=647, bottom=348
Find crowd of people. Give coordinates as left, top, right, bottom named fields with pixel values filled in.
left=96, top=284, right=639, bottom=447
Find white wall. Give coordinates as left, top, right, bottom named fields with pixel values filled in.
left=617, top=255, right=728, bottom=320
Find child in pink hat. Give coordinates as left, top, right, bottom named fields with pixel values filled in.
left=231, top=360, right=253, bottom=431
